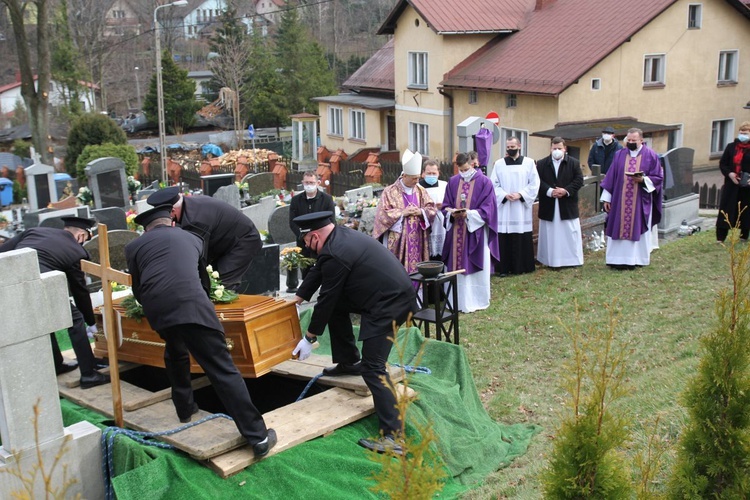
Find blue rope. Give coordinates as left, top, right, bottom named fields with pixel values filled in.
left=390, top=363, right=432, bottom=375
left=101, top=413, right=233, bottom=500
left=296, top=373, right=324, bottom=401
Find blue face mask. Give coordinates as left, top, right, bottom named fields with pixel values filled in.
left=424, top=175, right=438, bottom=185
left=739, top=134, right=750, bottom=143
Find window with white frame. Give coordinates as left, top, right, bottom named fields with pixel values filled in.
left=349, top=109, right=365, bottom=141
left=407, top=52, right=428, bottom=89
left=328, top=106, right=343, bottom=136
left=688, top=4, right=702, bottom=29
left=711, top=119, right=734, bottom=155
left=469, top=90, right=477, bottom=104
left=718, top=50, right=739, bottom=84
left=591, top=78, right=601, bottom=90
left=502, top=128, right=529, bottom=156
left=667, top=124, right=683, bottom=150
left=506, top=94, right=517, bottom=108
left=408, top=122, right=429, bottom=156
left=643, top=54, right=666, bottom=85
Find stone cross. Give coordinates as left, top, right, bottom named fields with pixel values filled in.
left=81, top=223, right=132, bottom=428
left=0, top=248, right=104, bottom=498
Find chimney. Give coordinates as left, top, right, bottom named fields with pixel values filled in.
left=535, top=0, right=555, bottom=10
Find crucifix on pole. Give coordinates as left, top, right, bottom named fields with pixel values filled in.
left=81, top=223, right=132, bottom=428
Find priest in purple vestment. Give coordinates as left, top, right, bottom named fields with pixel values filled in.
left=600, top=128, right=663, bottom=268
left=372, top=149, right=437, bottom=275
left=441, top=153, right=500, bottom=312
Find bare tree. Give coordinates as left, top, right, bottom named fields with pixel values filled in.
left=1, top=0, right=53, bottom=163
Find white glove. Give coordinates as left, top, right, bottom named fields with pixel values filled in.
left=86, top=325, right=98, bottom=338
left=292, top=337, right=314, bottom=360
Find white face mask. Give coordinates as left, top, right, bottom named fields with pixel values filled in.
left=551, top=150, right=564, bottom=161
left=459, top=169, right=475, bottom=181
left=602, top=133, right=613, bottom=143
left=303, top=185, right=318, bottom=194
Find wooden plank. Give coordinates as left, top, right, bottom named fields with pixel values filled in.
left=271, top=354, right=405, bottom=394
left=208, top=387, right=375, bottom=478
left=122, top=376, right=211, bottom=412
left=60, top=361, right=140, bottom=389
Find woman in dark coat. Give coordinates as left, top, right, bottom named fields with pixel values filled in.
left=717, top=121, right=750, bottom=242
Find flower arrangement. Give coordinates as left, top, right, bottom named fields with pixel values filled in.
left=127, top=176, right=141, bottom=195
left=207, top=265, right=239, bottom=303
left=280, top=246, right=316, bottom=271
left=77, top=187, right=93, bottom=206
left=352, top=196, right=379, bottom=217
left=0, top=213, right=8, bottom=229
left=126, top=209, right=141, bottom=232
left=259, top=229, right=269, bottom=244
left=121, top=295, right=145, bottom=321
left=234, top=181, right=249, bottom=193
left=110, top=281, right=129, bottom=292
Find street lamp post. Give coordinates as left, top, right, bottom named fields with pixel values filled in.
left=134, top=67, right=141, bottom=110
left=154, top=0, right=188, bottom=185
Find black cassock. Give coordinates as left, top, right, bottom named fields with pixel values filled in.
left=297, top=226, right=417, bottom=435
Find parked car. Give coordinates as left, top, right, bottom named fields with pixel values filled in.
left=121, top=112, right=151, bottom=134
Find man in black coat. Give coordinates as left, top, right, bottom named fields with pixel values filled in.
left=292, top=212, right=417, bottom=455
left=289, top=171, right=335, bottom=278
left=147, top=187, right=262, bottom=291
left=536, top=137, right=585, bottom=268
left=0, top=216, right=110, bottom=388
left=125, top=205, right=276, bottom=457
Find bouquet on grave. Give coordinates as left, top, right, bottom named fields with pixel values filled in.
left=280, top=246, right=316, bottom=271
left=77, top=186, right=93, bottom=206
left=207, top=265, right=239, bottom=304
left=121, top=295, right=145, bottom=321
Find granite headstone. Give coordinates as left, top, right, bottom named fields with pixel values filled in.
left=85, top=157, right=130, bottom=209
left=661, top=147, right=695, bottom=201
left=25, top=157, right=57, bottom=211
left=267, top=205, right=296, bottom=244
left=213, top=184, right=241, bottom=210
left=92, top=207, right=129, bottom=231
left=243, top=172, right=275, bottom=197
left=237, top=244, right=280, bottom=295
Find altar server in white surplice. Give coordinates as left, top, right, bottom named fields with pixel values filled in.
left=536, top=137, right=584, bottom=268
left=418, top=159, right=447, bottom=261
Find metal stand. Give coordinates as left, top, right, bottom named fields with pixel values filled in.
left=409, top=270, right=462, bottom=344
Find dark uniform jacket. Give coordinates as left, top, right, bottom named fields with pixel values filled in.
left=0, top=227, right=95, bottom=325
left=587, top=138, right=623, bottom=174
left=536, top=154, right=584, bottom=221
left=289, top=191, right=336, bottom=248
left=297, top=226, right=417, bottom=340
left=179, top=195, right=261, bottom=263
left=125, top=225, right=221, bottom=332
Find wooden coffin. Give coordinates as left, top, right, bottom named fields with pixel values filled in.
left=93, top=295, right=301, bottom=378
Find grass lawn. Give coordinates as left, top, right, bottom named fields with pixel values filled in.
left=458, top=227, right=730, bottom=498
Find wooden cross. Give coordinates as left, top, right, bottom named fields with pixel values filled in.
left=81, top=223, right=131, bottom=428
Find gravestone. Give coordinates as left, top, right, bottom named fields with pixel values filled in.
left=242, top=195, right=277, bottom=232
left=54, top=174, right=77, bottom=200
left=658, top=148, right=700, bottom=236
left=83, top=230, right=139, bottom=291
left=237, top=244, right=280, bottom=295
left=243, top=172, right=275, bottom=197
left=0, top=248, right=104, bottom=499
left=344, top=185, right=373, bottom=205
left=33, top=206, right=92, bottom=230
left=359, top=206, right=377, bottom=235
left=214, top=184, right=241, bottom=210
left=268, top=205, right=296, bottom=244
left=25, top=150, right=58, bottom=211
left=85, top=157, right=129, bottom=209
left=137, top=189, right=157, bottom=201
left=92, top=207, right=128, bottom=231
left=201, top=173, right=234, bottom=197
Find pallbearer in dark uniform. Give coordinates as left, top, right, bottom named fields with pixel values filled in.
left=147, top=187, right=262, bottom=291
left=125, top=205, right=276, bottom=457
left=289, top=171, right=335, bottom=279
left=292, top=211, right=417, bottom=455
left=0, top=216, right=110, bottom=388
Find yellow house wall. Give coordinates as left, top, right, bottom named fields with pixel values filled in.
left=317, top=102, right=387, bottom=152
left=394, top=5, right=494, bottom=158
left=560, top=0, right=750, bottom=167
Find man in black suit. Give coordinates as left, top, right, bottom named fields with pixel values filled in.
left=292, top=212, right=417, bottom=455
left=125, top=205, right=276, bottom=457
left=0, top=216, right=110, bottom=388
left=147, top=187, right=262, bottom=291
left=536, top=137, right=585, bottom=268
left=289, top=171, right=335, bottom=278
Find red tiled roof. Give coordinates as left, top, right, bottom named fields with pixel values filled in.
left=379, top=0, right=536, bottom=35
left=442, top=0, right=750, bottom=96
left=0, top=76, right=99, bottom=95
left=342, top=39, right=394, bottom=93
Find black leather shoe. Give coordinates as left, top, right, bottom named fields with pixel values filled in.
left=178, top=403, right=200, bottom=423
left=94, top=357, right=109, bottom=369
left=79, top=371, right=111, bottom=389
left=55, top=361, right=78, bottom=375
left=252, top=428, right=277, bottom=458
left=322, top=362, right=362, bottom=376
left=358, top=435, right=404, bottom=455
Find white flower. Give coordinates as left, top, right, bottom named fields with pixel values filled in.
left=206, top=265, right=213, bottom=273
left=216, top=285, right=224, bottom=292
left=214, top=289, right=223, bottom=298
left=212, top=271, right=219, bottom=279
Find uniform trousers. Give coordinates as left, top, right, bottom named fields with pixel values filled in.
left=50, top=304, right=96, bottom=376
left=158, top=323, right=268, bottom=444
left=327, top=307, right=401, bottom=435
left=214, top=233, right=261, bottom=291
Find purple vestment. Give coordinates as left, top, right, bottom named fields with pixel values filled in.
left=441, top=173, right=500, bottom=274
left=601, top=147, right=663, bottom=241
